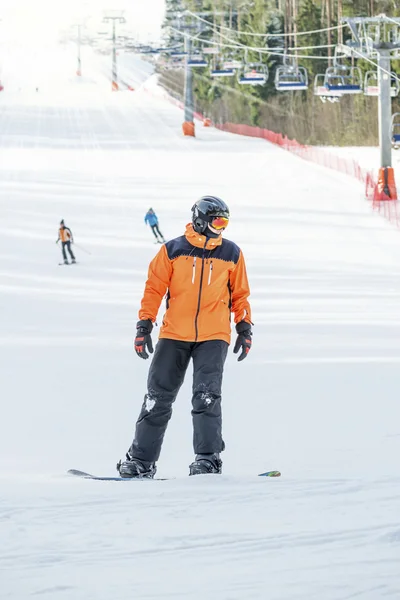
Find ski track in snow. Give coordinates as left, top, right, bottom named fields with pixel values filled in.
left=1, top=44, right=400, bottom=600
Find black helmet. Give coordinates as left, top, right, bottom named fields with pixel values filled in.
left=192, top=196, right=230, bottom=235
left=60, top=219, right=65, bottom=226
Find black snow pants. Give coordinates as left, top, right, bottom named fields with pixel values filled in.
left=62, top=241, right=75, bottom=261
left=129, top=338, right=229, bottom=463
left=151, top=224, right=164, bottom=240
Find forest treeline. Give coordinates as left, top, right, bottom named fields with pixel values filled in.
left=158, top=0, right=400, bottom=145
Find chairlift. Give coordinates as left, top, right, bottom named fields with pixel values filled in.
left=275, top=59, right=308, bottom=91
left=238, top=64, right=268, bottom=86
left=210, top=55, right=235, bottom=77
left=324, top=63, right=363, bottom=94
left=187, top=53, right=208, bottom=68
left=203, top=46, right=219, bottom=55
left=211, top=66, right=235, bottom=77
left=169, top=50, right=187, bottom=58
left=223, top=59, right=242, bottom=70
left=313, top=74, right=342, bottom=103
left=237, top=51, right=268, bottom=86
left=364, top=71, right=400, bottom=97
left=222, top=53, right=242, bottom=70
left=391, top=113, right=400, bottom=149
left=141, top=48, right=160, bottom=55
left=160, top=55, right=185, bottom=71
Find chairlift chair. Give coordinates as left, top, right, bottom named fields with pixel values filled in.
left=210, top=56, right=235, bottom=77
left=238, top=63, right=268, bottom=86
left=313, top=74, right=342, bottom=103
left=211, top=66, right=235, bottom=77
left=275, top=64, right=308, bottom=91
left=169, top=52, right=187, bottom=58
left=187, top=53, right=208, bottom=68
left=364, top=71, right=400, bottom=98
left=224, top=60, right=242, bottom=70
left=324, top=64, right=363, bottom=94
left=146, top=49, right=161, bottom=55
left=237, top=51, right=268, bottom=86
left=391, top=113, right=400, bottom=149
left=223, top=57, right=242, bottom=70
left=163, top=56, right=186, bottom=70
left=203, top=46, right=219, bottom=55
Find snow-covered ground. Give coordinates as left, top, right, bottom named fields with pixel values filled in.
left=1, top=45, right=400, bottom=599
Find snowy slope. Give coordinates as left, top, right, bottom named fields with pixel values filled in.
left=1, top=45, right=400, bottom=599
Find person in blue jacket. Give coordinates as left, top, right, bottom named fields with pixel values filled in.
left=144, top=208, right=165, bottom=243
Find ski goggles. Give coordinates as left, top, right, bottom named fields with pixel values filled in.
left=211, top=216, right=229, bottom=230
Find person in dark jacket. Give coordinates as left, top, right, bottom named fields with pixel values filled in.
left=117, top=196, right=253, bottom=479
left=144, top=208, right=165, bottom=243
left=56, top=220, right=76, bottom=264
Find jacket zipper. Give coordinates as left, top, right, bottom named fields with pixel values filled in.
left=208, top=261, right=213, bottom=285
left=194, top=239, right=208, bottom=341
left=192, top=257, right=197, bottom=284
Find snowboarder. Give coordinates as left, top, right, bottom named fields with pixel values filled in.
left=144, top=208, right=165, bottom=243
left=56, top=220, right=76, bottom=264
left=117, top=196, right=253, bottom=478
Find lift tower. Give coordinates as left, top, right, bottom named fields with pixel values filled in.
left=103, top=10, right=126, bottom=91
left=341, top=15, right=400, bottom=199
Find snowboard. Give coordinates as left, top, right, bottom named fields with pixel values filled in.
left=68, top=468, right=281, bottom=481
left=67, top=469, right=169, bottom=481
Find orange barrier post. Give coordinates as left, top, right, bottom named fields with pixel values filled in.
left=374, top=167, right=398, bottom=200
left=203, top=118, right=212, bottom=127
left=182, top=121, right=195, bottom=137
left=112, top=81, right=119, bottom=92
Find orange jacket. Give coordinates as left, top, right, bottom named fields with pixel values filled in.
left=58, top=227, right=73, bottom=243
left=139, top=224, right=252, bottom=344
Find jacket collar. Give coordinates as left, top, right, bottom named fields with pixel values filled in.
left=184, top=223, right=222, bottom=250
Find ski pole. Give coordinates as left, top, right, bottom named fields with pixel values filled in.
left=73, top=243, right=91, bottom=255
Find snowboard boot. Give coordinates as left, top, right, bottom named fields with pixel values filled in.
left=71, top=259, right=76, bottom=264
left=116, top=454, right=156, bottom=479
left=189, top=453, right=222, bottom=476
left=63, top=259, right=69, bottom=265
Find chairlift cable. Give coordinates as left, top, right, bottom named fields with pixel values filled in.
left=169, top=26, right=336, bottom=53
left=185, top=9, right=346, bottom=39
left=168, top=27, right=352, bottom=60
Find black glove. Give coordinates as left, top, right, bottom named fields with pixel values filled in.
left=233, top=321, right=252, bottom=362
left=134, top=320, right=154, bottom=359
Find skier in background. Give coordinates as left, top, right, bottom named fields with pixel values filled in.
left=56, top=220, right=76, bottom=265
left=117, top=196, right=253, bottom=479
left=144, top=208, right=165, bottom=243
